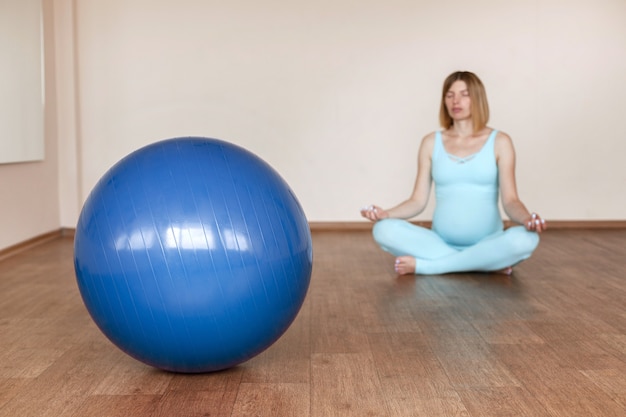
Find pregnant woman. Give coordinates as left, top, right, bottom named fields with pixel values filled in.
left=361, top=71, right=546, bottom=275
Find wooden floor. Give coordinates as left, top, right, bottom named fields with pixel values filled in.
left=0, top=229, right=625, bottom=416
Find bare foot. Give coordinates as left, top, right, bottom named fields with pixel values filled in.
left=394, top=256, right=416, bottom=275
left=493, top=266, right=513, bottom=276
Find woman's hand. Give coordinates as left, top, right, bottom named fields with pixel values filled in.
left=360, top=205, right=389, bottom=222
left=525, top=212, right=547, bottom=233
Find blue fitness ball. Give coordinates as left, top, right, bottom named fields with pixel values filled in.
left=73, top=137, right=313, bottom=373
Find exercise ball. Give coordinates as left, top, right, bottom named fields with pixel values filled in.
left=73, top=137, right=312, bottom=373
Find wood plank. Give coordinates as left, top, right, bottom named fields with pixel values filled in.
left=156, top=389, right=238, bottom=417
left=162, top=369, right=243, bottom=417
left=311, top=352, right=389, bottom=416
left=493, top=343, right=625, bottom=416
left=580, top=369, right=626, bottom=409
left=231, top=383, right=310, bottom=417
left=91, top=355, right=173, bottom=396
left=456, top=387, right=551, bottom=416
left=382, top=380, right=471, bottom=417
left=70, top=395, right=160, bottom=417
left=240, top=294, right=311, bottom=384
left=0, top=378, right=29, bottom=410
left=0, top=342, right=122, bottom=417
left=368, top=332, right=472, bottom=416
left=503, top=367, right=625, bottom=416
left=432, top=340, right=521, bottom=389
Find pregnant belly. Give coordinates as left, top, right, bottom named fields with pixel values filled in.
left=432, top=195, right=503, bottom=247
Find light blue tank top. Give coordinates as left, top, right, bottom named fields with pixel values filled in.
left=431, top=130, right=503, bottom=247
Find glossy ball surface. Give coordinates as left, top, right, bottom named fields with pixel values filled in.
left=74, top=137, right=312, bottom=373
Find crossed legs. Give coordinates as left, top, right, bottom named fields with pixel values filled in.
left=372, top=218, right=539, bottom=275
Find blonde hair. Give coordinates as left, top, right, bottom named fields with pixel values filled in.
left=439, top=71, right=490, bottom=133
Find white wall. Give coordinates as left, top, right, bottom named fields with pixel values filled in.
left=0, top=0, right=45, bottom=164
left=0, top=0, right=59, bottom=251
left=61, top=0, right=625, bottom=225
left=3, top=0, right=625, bottom=251
left=53, top=0, right=81, bottom=228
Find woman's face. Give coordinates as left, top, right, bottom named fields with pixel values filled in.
left=445, top=80, right=471, bottom=121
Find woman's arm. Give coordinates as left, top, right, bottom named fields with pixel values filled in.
left=495, top=132, right=547, bottom=233
left=361, top=133, right=435, bottom=221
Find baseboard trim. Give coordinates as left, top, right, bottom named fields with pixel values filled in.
left=308, top=220, right=626, bottom=232
left=61, top=227, right=75, bottom=238
left=537, top=220, right=626, bottom=229
left=0, top=229, right=71, bottom=262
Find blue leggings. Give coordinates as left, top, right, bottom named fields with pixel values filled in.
left=372, top=219, right=539, bottom=275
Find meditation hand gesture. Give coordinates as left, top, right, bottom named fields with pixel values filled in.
left=360, top=205, right=390, bottom=221
left=525, top=213, right=547, bottom=233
